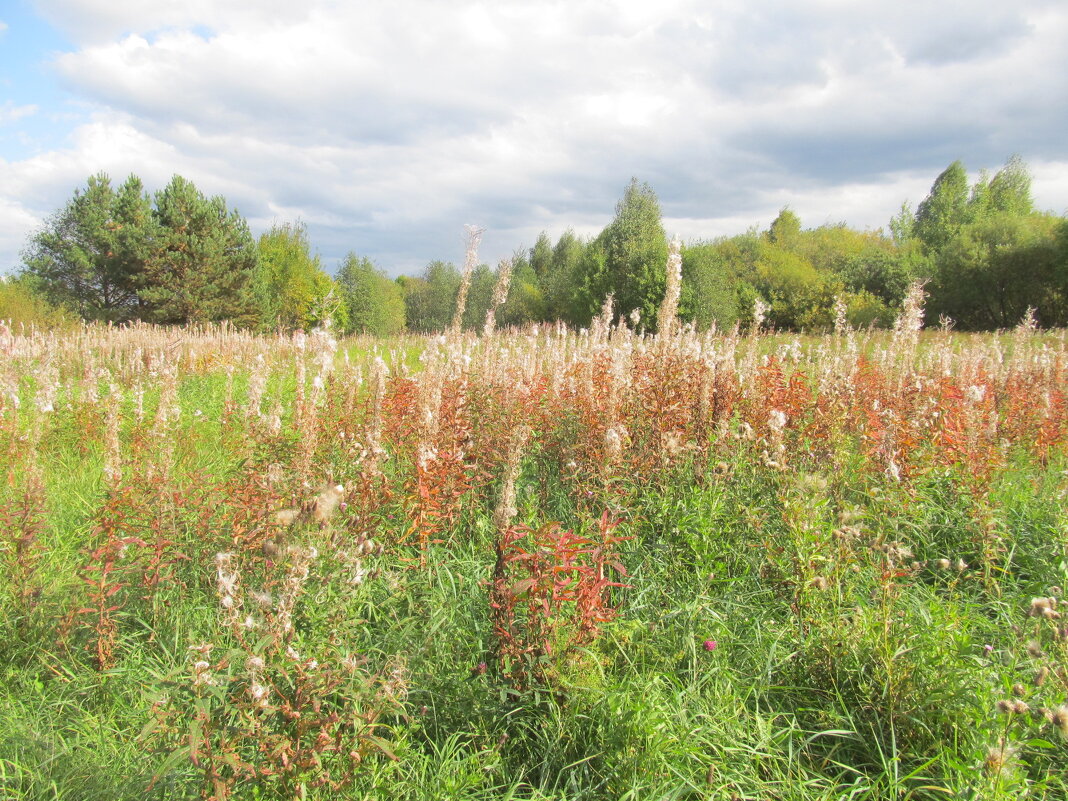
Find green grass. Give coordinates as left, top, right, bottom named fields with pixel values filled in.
left=1, top=330, right=1067, bottom=800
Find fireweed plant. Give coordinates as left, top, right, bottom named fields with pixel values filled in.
left=0, top=273, right=1066, bottom=798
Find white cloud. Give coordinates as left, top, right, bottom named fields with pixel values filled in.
left=2, top=0, right=1066, bottom=275
left=0, top=102, right=38, bottom=125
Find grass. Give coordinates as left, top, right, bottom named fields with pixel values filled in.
left=0, top=318, right=1066, bottom=799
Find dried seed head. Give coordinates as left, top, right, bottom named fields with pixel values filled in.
left=1035, top=666, right=1050, bottom=686
left=984, top=739, right=1017, bottom=775
left=1030, top=597, right=1052, bottom=616
left=1027, top=640, right=1044, bottom=658
left=1012, top=683, right=1027, bottom=697
left=275, top=509, right=300, bottom=527
left=1012, top=700, right=1030, bottom=716
left=313, top=484, right=345, bottom=524
left=936, top=558, right=952, bottom=570
left=1051, top=706, right=1068, bottom=738
left=995, top=699, right=1014, bottom=714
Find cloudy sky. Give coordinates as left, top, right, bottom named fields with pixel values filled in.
left=1, top=0, right=1067, bottom=276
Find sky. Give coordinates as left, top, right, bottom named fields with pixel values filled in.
left=1, top=0, right=1067, bottom=277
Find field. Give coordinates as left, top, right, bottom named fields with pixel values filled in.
left=1, top=302, right=1067, bottom=800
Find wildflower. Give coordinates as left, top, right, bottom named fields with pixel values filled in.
left=246, top=656, right=265, bottom=673
left=983, top=643, right=994, bottom=655
left=703, top=639, right=718, bottom=652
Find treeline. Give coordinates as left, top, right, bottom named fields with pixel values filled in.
left=13, top=157, right=1068, bottom=333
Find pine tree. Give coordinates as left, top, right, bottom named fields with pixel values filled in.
left=141, top=176, right=258, bottom=325
left=21, top=172, right=155, bottom=321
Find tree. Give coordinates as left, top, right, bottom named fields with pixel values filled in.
left=575, top=179, right=668, bottom=328
left=497, top=260, right=546, bottom=328
left=461, top=263, right=496, bottom=330
left=929, top=212, right=1064, bottom=329
left=336, top=254, right=405, bottom=335
left=914, top=161, right=970, bottom=254
left=140, top=176, right=258, bottom=326
left=402, top=261, right=460, bottom=333
left=21, top=172, right=156, bottom=322
left=889, top=202, right=916, bottom=246
left=678, top=243, right=736, bottom=331
left=540, top=229, right=585, bottom=325
left=529, top=232, right=553, bottom=277
left=253, top=222, right=335, bottom=331
left=767, top=207, right=802, bottom=249
left=987, top=155, right=1034, bottom=217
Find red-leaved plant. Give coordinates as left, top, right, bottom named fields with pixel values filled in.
left=489, top=510, right=629, bottom=690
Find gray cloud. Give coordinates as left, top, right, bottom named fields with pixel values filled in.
left=1, top=0, right=1066, bottom=276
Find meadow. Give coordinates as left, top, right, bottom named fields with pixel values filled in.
left=1, top=290, right=1067, bottom=800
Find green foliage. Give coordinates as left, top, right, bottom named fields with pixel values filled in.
left=402, top=261, right=460, bottom=333
left=22, top=172, right=261, bottom=327
left=914, top=160, right=970, bottom=254
left=913, top=156, right=1036, bottom=257
left=576, top=179, right=668, bottom=328
left=337, top=254, right=406, bottom=335
left=141, top=176, right=258, bottom=326
left=497, top=262, right=546, bottom=328
left=21, top=172, right=156, bottom=322
left=0, top=275, right=78, bottom=329
left=529, top=232, right=553, bottom=277
left=677, top=243, right=736, bottom=331
left=461, top=264, right=496, bottom=331
left=253, top=223, right=340, bottom=332
left=889, top=201, right=916, bottom=246
left=754, top=247, right=840, bottom=330
left=987, top=155, right=1035, bottom=218
left=930, top=212, right=1065, bottom=329
left=767, top=207, right=802, bottom=249
left=541, top=229, right=586, bottom=326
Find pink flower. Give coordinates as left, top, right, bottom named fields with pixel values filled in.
left=703, top=639, right=717, bottom=652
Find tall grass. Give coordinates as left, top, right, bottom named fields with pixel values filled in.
left=1, top=300, right=1066, bottom=799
